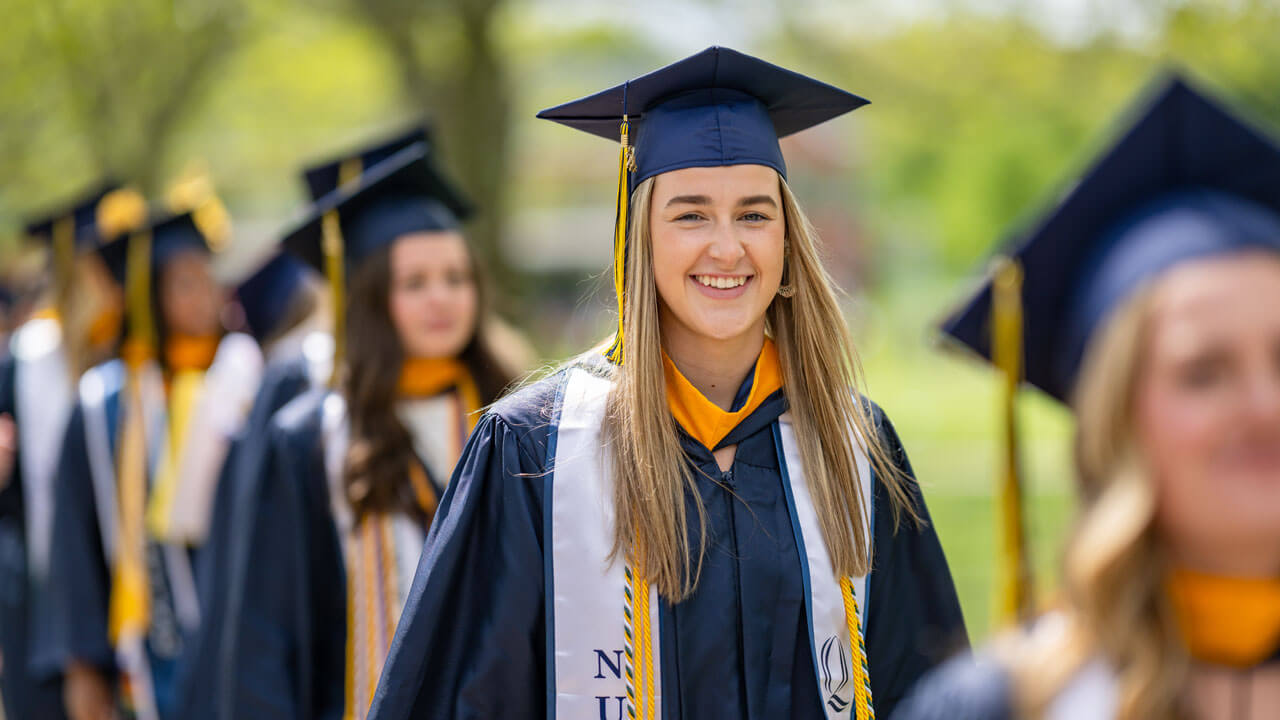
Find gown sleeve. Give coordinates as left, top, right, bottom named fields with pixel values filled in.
left=367, top=409, right=549, bottom=720
left=174, top=359, right=314, bottom=720
left=32, top=405, right=114, bottom=677
left=220, top=404, right=327, bottom=720
left=888, top=654, right=1014, bottom=720
left=866, top=405, right=970, bottom=719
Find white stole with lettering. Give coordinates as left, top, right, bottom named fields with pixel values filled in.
left=548, top=367, right=873, bottom=719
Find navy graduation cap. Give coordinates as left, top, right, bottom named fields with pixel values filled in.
left=282, top=142, right=472, bottom=276
left=236, top=251, right=312, bottom=344
left=538, top=46, right=868, bottom=362
left=96, top=211, right=216, bottom=286
left=538, top=45, right=868, bottom=186
left=302, top=125, right=430, bottom=202
left=24, top=181, right=128, bottom=252
left=940, top=73, right=1280, bottom=404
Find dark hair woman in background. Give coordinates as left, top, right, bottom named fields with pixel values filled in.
left=221, top=143, right=523, bottom=720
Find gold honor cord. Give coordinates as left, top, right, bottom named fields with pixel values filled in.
left=605, top=118, right=635, bottom=365
left=992, top=256, right=1033, bottom=623
left=51, top=214, right=77, bottom=318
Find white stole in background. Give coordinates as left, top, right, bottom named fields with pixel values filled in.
left=11, top=318, right=75, bottom=582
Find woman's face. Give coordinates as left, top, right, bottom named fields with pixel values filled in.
left=648, top=164, right=785, bottom=352
left=1134, top=252, right=1280, bottom=575
left=387, top=231, right=478, bottom=360
left=159, top=250, right=224, bottom=338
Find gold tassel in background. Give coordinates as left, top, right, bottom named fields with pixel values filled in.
left=991, top=256, right=1033, bottom=624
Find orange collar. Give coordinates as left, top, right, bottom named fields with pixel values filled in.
left=1167, top=568, right=1280, bottom=667
left=164, top=335, right=219, bottom=372
left=662, top=337, right=784, bottom=451
left=399, top=357, right=470, bottom=399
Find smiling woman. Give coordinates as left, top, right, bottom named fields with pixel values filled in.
left=368, top=47, right=968, bottom=720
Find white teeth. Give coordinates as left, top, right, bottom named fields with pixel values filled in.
left=694, top=275, right=747, bottom=289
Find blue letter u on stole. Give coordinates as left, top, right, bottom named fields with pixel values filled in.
left=596, top=696, right=626, bottom=720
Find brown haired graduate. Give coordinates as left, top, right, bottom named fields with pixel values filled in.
left=367, top=46, right=966, bottom=720
left=220, top=142, right=520, bottom=720
left=894, top=75, right=1280, bottom=720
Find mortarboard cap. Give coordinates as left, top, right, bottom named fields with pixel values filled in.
left=537, top=46, right=867, bottom=186
left=24, top=181, right=130, bottom=251
left=282, top=143, right=472, bottom=276
left=96, top=211, right=215, bottom=286
left=235, top=251, right=313, bottom=343
left=302, top=125, right=430, bottom=202
left=940, top=73, right=1280, bottom=404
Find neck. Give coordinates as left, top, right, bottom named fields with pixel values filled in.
left=1168, top=538, right=1280, bottom=579
left=660, top=322, right=765, bottom=411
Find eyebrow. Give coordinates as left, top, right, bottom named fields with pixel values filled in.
left=665, top=194, right=711, bottom=208
left=663, top=194, right=779, bottom=208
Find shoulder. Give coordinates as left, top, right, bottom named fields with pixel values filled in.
left=78, top=358, right=126, bottom=406
left=268, top=387, right=328, bottom=441
left=481, top=354, right=611, bottom=466
left=9, top=317, right=62, bottom=363
left=892, top=653, right=1016, bottom=720
left=488, top=354, right=611, bottom=432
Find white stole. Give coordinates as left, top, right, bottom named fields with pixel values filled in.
left=10, top=318, right=75, bottom=582
left=548, top=367, right=874, bottom=720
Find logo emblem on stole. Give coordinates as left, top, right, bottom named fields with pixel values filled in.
left=821, top=634, right=851, bottom=713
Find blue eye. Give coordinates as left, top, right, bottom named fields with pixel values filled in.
left=675, top=213, right=704, bottom=222
left=741, top=212, right=769, bottom=222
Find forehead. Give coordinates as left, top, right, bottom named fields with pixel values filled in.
left=1147, top=252, right=1280, bottom=347
left=391, top=230, right=470, bottom=263
left=650, top=164, right=780, bottom=200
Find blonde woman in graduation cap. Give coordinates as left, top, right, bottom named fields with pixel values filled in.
left=895, top=76, right=1280, bottom=720
left=368, top=47, right=967, bottom=720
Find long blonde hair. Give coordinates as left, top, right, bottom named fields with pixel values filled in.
left=602, top=173, right=919, bottom=601
left=1007, top=284, right=1188, bottom=720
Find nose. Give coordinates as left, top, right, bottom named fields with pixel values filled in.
left=705, top=221, right=747, bottom=268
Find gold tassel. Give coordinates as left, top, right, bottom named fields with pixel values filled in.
left=51, top=214, right=77, bottom=319
left=110, top=226, right=156, bottom=645
left=991, top=256, right=1033, bottom=624
left=95, top=188, right=147, bottom=243
left=322, top=156, right=364, bottom=388
left=322, top=211, right=346, bottom=388
left=125, top=231, right=155, bottom=355
left=604, top=118, right=635, bottom=365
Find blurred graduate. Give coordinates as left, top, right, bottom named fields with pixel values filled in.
left=171, top=126, right=434, bottom=720
left=894, top=75, right=1280, bottom=719
left=0, top=182, right=130, bottom=720
left=369, top=46, right=967, bottom=720
left=35, top=186, right=264, bottom=720
left=220, top=140, right=524, bottom=720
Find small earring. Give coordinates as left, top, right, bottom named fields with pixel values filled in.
left=777, top=284, right=795, bottom=298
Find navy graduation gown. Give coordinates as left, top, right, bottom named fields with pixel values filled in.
left=368, top=366, right=967, bottom=720
left=0, top=354, right=70, bottom=719
left=220, top=389, right=450, bottom=720
left=172, top=353, right=315, bottom=720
